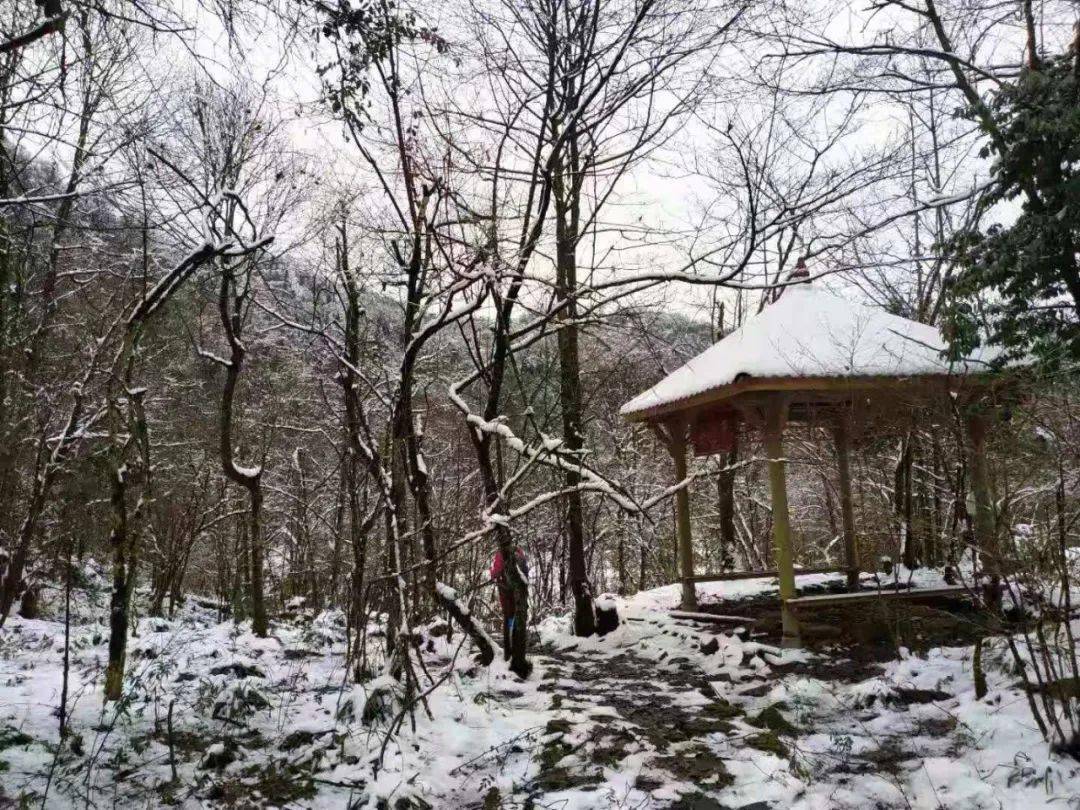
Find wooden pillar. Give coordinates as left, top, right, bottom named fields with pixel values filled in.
left=965, top=409, right=1001, bottom=607
left=763, top=400, right=800, bottom=646
left=831, top=415, right=860, bottom=592
left=668, top=418, right=698, bottom=611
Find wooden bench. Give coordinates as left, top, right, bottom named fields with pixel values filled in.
left=667, top=610, right=756, bottom=625
left=785, top=584, right=970, bottom=611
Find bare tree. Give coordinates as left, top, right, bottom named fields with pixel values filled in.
left=306, top=0, right=500, bottom=679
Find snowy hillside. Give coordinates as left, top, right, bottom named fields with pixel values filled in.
left=0, top=566, right=1076, bottom=808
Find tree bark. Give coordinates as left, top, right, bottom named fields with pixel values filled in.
left=217, top=263, right=268, bottom=638
left=831, top=416, right=859, bottom=591
left=104, top=370, right=150, bottom=702
left=965, top=409, right=1001, bottom=610
left=552, top=126, right=595, bottom=637
left=717, top=435, right=738, bottom=570
left=667, top=419, right=697, bottom=611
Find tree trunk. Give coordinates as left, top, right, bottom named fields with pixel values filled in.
left=104, top=460, right=132, bottom=702
left=247, top=485, right=268, bottom=636
left=896, top=435, right=919, bottom=569
left=102, top=237, right=163, bottom=700
left=965, top=410, right=1001, bottom=609
left=717, top=436, right=738, bottom=570
left=0, top=28, right=98, bottom=626
left=668, top=420, right=697, bottom=611
left=552, top=142, right=595, bottom=637
left=217, top=263, right=268, bottom=638
left=831, top=417, right=860, bottom=591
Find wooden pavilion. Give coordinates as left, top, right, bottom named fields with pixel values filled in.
left=621, top=271, right=1007, bottom=647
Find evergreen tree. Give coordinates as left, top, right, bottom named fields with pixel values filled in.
left=948, top=31, right=1080, bottom=365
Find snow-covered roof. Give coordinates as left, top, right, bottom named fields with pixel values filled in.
left=621, top=280, right=996, bottom=420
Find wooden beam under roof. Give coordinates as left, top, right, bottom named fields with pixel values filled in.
left=623, top=371, right=1005, bottom=425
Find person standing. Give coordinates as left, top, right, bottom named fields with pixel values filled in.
left=490, top=547, right=528, bottom=660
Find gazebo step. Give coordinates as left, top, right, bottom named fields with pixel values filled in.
left=786, top=584, right=970, bottom=610
left=683, top=566, right=850, bottom=584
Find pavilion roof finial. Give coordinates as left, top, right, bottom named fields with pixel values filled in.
left=788, top=256, right=810, bottom=282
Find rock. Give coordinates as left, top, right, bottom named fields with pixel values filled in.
left=746, top=730, right=789, bottom=758
left=700, top=637, right=720, bottom=656
left=17, top=586, right=39, bottom=620
left=213, top=681, right=271, bottom=720
left=427, top=622, right=451, bottom=638
left=736, top=682, right=772, bottom=698
left=702, top=699, right=742, bottom=721
left=669, top=792, right=729, bottom=809
left=279, top=728, right=332, bottom=751
left=595, top=602, right=620, bottom=636
left=634, top=775, right=663, bottom=792
left=199, top=740, right=237, bottom=770
left=210, top=661, right=266, bottom=679
left=749, top=703, right=797, bottom=735
left=894, top=687, right=951, bottom=705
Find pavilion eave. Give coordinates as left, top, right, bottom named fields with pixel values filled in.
left=622, top=371, right=1003, bottom=425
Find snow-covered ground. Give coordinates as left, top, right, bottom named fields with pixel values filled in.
left=0, top=565, right=1077, bottom=808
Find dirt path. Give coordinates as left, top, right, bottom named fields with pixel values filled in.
left=484, top=625, right=775, bottom=809
left=475, top=602, right=974, bottom=810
